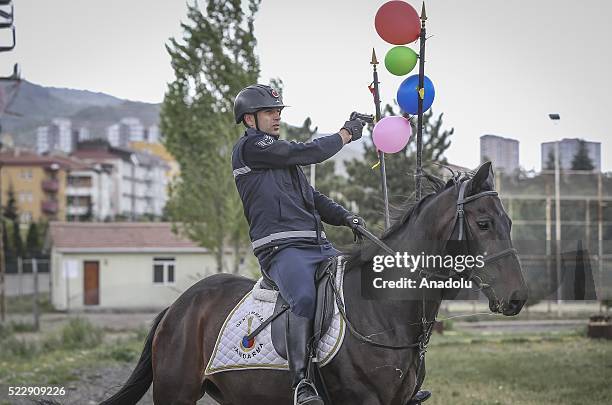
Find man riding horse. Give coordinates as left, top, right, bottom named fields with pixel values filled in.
left=231, top=84, right=431, bottom=405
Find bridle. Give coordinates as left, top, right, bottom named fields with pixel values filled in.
left=330, top=178, right=521, bottom=352
left=455, top=180, right=518, bottom=266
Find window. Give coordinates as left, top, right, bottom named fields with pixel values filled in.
left=167, top=264, right=175, bottom=282
left=19, top=191, right=33, bottom=203
left=20, top=212, right=33, bottom=224
left=153, top=257, right=175, bottom=284
left=20, top=169, right=33, bottom=181
left=153, top=264, right=164, bottom=283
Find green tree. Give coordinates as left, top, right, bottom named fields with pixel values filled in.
left=343, top=107, right=454, bottom=233
left=2, top=221, right=11, bottom=259
left=2, top=183, right=18, bottom=221
left=25, top=222, right=40, bottom=258
left=82, top=200, right=94, bottom=222
left=571, top=139, right=595, bottom=171
left=2, top=184, right=23, bottom=258
left=12, top=221, right=24, bottom=258
left=545, top=150, right=555, bottom=170
left=161, top=0, right=261, bottom=273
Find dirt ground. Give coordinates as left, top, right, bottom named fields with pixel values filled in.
left=1, top=361, right=218, bottom=404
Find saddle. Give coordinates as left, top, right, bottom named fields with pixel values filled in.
left=259, top=256, right=338, bottom=360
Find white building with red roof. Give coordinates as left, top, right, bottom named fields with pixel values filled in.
left=46, top=222, right=238, bottom=311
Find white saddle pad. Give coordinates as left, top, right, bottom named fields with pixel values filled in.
left=205, top=257, right=347, bottom=375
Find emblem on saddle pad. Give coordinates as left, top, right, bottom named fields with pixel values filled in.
left=237, top=314, right=264, bottom=356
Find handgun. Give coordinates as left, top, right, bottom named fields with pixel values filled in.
left=350, top=112, right=374, bottom=124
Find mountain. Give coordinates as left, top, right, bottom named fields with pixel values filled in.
left=0, top=80, right=160, bottom=147
left=44, top=86, right=123, bottom=108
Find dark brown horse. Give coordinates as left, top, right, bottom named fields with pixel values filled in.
left=101, top=162, right=528, bottom=405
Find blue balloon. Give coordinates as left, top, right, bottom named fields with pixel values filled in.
left=397, top=75, right=435, bottom=115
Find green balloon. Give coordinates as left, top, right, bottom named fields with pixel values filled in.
left=384, top=46, right=418, bottom=76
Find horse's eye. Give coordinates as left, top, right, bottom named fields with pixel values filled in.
left=477, top=221, right=489, bottom=230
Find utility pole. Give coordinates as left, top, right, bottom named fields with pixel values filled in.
left=0, top=189, right=4, bottom=323
left=554, top=140, right=562, bottom=316
left=549, top=113, right=562, bottom=317
left=0, top=0, right=18, bottom=324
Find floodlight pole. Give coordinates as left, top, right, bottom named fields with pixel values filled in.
left=549, top=113, right=563, bottom=317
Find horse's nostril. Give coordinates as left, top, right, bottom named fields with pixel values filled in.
left=509, top=289, right=527, bottom=303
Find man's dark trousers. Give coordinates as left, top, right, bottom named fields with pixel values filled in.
left=260, top=243, right=340, bottom=320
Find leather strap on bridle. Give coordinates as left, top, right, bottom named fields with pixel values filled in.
left=456, top=180, right=498, bottom=241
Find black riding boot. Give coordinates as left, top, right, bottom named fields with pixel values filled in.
left=286, top=311, right=323, bottom=405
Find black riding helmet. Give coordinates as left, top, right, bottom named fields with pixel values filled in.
left=233, top=84, right=288, bottom=127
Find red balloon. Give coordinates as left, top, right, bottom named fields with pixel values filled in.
left=375, top=1, right=421, bottom=45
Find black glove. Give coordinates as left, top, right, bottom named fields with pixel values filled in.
left=344, top=214, right=366, bottom=242
left=342, top=118, right=366, bottom=142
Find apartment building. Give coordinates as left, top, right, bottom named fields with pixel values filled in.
left=72, top=139, right=168, bottom=219
left=541, top=138, right=601, bottom=171
left=480, top=134, right=520, bottom=173
left=0, top=149, right=69, bottom=223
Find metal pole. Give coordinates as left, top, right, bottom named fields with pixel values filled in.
left=554, top=141, right=562, bottom=317
left=0, top=165, right=4, bottom=323
left=545, top=181, right=552, bottom=314
left=131, top=162, right=136, bottom=220
left=0, top=223, right=4, bottom=323
left=66, top=261, right=71, bottom=313
left=32, top=257, right=39, bottom=332
left=17, top=255, right=22, bottom=297
left=597, top=172, right=603, bottom=304
left=371, top=49, right=390, bottom=229
left=415, top=2, right=427, bottom=200
left=585, top=199, right=590, bottom=253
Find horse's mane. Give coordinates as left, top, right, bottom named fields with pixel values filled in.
left=345, top=168, right=474, bottom=268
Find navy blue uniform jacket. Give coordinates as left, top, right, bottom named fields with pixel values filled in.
left=231, top=128, right=350, bottom=254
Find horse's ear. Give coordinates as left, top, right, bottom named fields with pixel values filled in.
left=470, top=161, right=495, bottom=193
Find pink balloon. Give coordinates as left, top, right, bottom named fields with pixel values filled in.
left=372, top=116, right=412, bottom=153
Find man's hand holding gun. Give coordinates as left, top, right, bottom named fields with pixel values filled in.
left=340, top=111, right=374, bottom=144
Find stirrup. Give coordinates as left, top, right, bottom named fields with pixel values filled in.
left=293, top=379, right=323, bottom=405
left=407, top=390, right=431, bottom=404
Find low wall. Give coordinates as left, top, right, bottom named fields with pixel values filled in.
left=4, top=273, right=51, bottom=297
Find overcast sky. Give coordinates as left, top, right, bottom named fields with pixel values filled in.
left=1, top=0, right=611, bottom=171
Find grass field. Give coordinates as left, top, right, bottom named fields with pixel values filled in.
left=0, top=318, right=145, bottom=386
left=0, top=321, right=611, bottom=404
left=425, top=330, right=612, bottom=405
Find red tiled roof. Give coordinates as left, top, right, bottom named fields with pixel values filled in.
left=49, top=222, right=207, bottom=252
left=0, top=149, right=96, bottom=171
left=71, top=150, right=120, bottom=161
left=46, top=154, right=95, bottom=171
left=0, top=149, right=66, bottom=168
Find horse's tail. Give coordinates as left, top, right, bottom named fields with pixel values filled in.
left=100, top=307, right=169, bottom=405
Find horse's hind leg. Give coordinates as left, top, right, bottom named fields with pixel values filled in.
left=151, top=305, right=205, bottom=405
left=152, top=357, right=203, bottom=405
